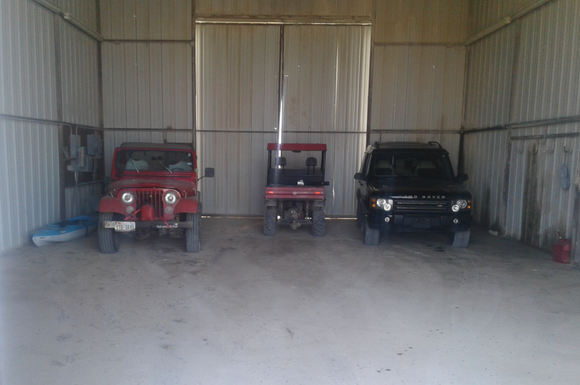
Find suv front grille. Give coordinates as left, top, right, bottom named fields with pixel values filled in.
left=394, top=200, right=449, bottom=212
left=135, top=189, right=164, bottom=216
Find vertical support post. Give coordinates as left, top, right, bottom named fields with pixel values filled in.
left=53, top=13, right=67, bottom=220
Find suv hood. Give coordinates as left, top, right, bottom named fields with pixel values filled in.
left=369, top=178, right=470, bottom=197
left=108, top=178, right=197, bottom=197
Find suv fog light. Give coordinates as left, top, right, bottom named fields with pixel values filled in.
left=165, top=206, right=173, bottom=214
left=453, top=218, right=459, bottom=224
left=384, top=217, right=390, bottom=223
left=126, top=206, right=134, bottom=214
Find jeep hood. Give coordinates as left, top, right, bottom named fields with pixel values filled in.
left=108, top=178, right=197, bottom=197
left=369, top=178, right=470, bottom=197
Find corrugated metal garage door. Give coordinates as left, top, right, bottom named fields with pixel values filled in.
left=196, top=23, right=370, bottom=216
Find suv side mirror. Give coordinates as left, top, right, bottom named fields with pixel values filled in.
left=354, top=172, right=366, bottom=181
left=456, top=173, right=468, bottom=183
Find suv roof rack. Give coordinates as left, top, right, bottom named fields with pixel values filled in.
left=428, top=141, right=442, bottom=148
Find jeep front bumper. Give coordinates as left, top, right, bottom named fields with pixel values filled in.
left=103, top=220, right=193, bottom=232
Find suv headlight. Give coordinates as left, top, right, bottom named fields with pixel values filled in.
left=121, top=191, right=135, bottom=204
left=374, top=198, right=393, bottom=211
left=452, top=199, right=469, bottom=212
left=164, top=191, right=178, bottom=205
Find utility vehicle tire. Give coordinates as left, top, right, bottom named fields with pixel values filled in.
left=356, top=201, right=365, bottom=231
left=263, top=206, right=277, bottom=236
left=449, top=228, right=470, bottom=248
left=364, top=217, right=380, bottom=246
left=98, top=212, right=120, bottom=253
left=311, top=209, right=325, bottom=237
left=185, top=207, right=201, bottom=253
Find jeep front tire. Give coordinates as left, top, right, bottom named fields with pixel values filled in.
left=185, top=208, right=201, bottom=253
left=98, top=212, right=120, bottom=253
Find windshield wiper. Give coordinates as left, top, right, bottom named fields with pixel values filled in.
left=156, top=158, right=172, bottom=173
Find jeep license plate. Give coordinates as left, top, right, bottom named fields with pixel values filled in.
left=115, top=222, right=135, bottom=232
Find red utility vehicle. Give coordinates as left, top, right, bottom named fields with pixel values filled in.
left=98, top=142, right=213, bottom=253
left=264, top=143, right=329, bottom=236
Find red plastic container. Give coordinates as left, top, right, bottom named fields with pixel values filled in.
left=553, top=238, right=572, bottom=264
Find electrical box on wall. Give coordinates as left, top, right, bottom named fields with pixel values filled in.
left=66, top=133, right=102, bottom=173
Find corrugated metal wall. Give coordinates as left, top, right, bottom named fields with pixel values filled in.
left=0, top=0, right=58, bottom=120
left=370, top=1, right=468, bottom=171
left=0, top=121, right=60, bottom=251
left=196, top=0, right=372, bottom=18
left=282, top=25, right=370, bottom=216
left=99, top=0, right=194, bottom=174
left=196, top=24, right=370, bottom=216
left=195, top=24, right=279, bottom=216
left=375, top=0, right=468, bottom=44
left=0, top=0, right=101, bottom=252
left=463, top=0, right=580, bottom=254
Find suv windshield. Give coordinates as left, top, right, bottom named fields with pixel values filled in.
left=116, top=149, right=194, bottom=173
left=370, top=152, right=454, bottom=180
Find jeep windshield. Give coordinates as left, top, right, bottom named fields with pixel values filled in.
left=115, top=149, right=194, bottom=175
left=370, top=152, right=455, bottom=181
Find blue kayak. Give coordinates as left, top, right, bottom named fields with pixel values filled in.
left=32, top=214, right=99, bottom=247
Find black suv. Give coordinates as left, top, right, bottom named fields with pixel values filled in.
left=354, top=142, right=472, bottom=247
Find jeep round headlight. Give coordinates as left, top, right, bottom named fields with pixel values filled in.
left=121, top=191, right=135, bottom=204
left=452, top=204, right=460, bottom=212
left=164, top=191, right=178, bottom=205
left=376, top=198, right=387, bottom=207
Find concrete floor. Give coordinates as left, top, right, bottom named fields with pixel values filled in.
left=1, top=218, right=580, bottom=385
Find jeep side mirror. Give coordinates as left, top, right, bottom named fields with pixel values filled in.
left=197, top=168, right=214, bottom=182
left=354, top=172, right=365, bottom=181
left=457, top=173, right=468, bottom=183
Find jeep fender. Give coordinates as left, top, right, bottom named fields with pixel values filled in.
left=98, top=195, right=125, bottom=214
left=174, top=197, right=199, bottom=214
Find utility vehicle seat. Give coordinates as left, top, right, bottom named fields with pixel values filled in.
left=306, top=157, right=317, bottom=175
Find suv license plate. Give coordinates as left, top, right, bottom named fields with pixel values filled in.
left=115, top=222, right=135, bottom=232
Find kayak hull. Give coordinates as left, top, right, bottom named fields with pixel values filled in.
left=32, top=214, right=99, bottom=247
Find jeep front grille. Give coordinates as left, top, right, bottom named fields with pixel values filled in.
left=135, top=189, right=164, bottom=216
left=394, top=200, right=449, bottom=212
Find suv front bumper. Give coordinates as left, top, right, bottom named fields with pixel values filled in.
left=367, top=210, right=472, bottom=232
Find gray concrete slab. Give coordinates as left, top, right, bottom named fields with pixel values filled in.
left=1, top=218, right=579, bottom=385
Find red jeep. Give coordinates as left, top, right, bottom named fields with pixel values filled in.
left=264, top=143, right=328, bottom=236
left=98, top=142, right=213, bottom=253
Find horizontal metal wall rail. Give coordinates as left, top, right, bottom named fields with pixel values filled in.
left=462, top=115, right=580, bottom=134
left=0, top=113, right=102, bottom=131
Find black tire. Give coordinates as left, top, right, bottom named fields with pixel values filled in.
left=364, top=217, right=380, bottom=246
left=185, top=208, right=201, bottom=253
left=356, top=201, right=365, bottom=231
left=449, top=229, right=470, bottom=248
left=263, top=206, right=277, bottom=236
left=311, top=209, right=325, bottom=237
left=98, top=212, right=120, bottom=253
